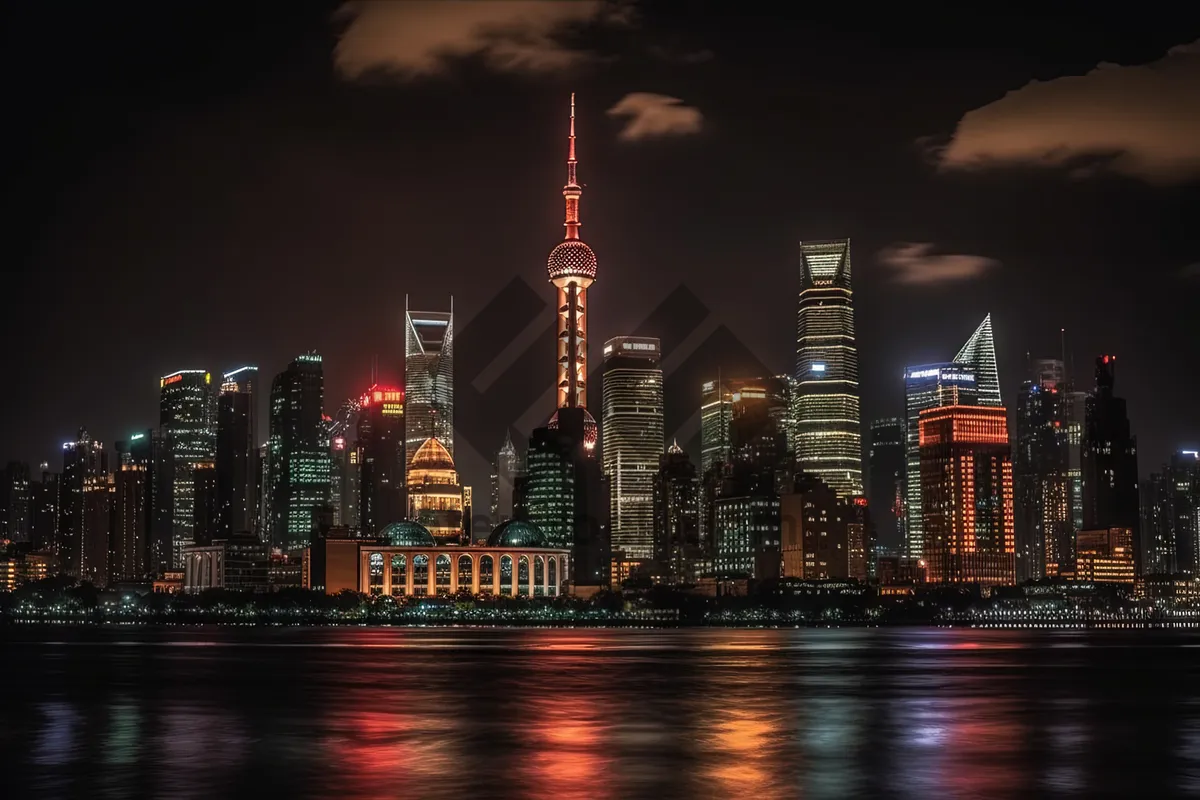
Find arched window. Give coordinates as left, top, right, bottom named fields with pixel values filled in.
left=534, top=556, right=545, bottom=597
left=457, top=554, right=473, bottom=592
left=500, top=555, right=513, bottom=596
left=547, top=557, right=557, bottom=596
left=435, top=554, right=452, bottom=593
left=518, top=556, right=530, bottom=597
left=412, top=554, right=430, bottom=596
left=479, top=555, right=494, bottom=594
left=368, top=552, right=384, bottom=595
left=390, top=554, right=406, bottom=596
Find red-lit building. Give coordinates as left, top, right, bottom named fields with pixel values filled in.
left=357, top=385, right=406, bottom=536
left=919, top=405, right=1015, bottom=587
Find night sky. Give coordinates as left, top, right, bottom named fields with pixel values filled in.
left=6, top=3, right=1199, bottom=496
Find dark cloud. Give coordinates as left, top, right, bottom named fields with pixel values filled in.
left=935, top=39, right=1200, bottom=184
left=878, top=242, right=1000, bottom=285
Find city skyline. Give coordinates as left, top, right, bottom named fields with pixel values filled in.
left=5, top=5, right=1199, bottom=508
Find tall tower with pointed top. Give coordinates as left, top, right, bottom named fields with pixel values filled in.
left=547, top=93, right=598, bottom=419
left=794, top=238, right=863, bottom=498
left=954, top=313, right=1002, bottom=407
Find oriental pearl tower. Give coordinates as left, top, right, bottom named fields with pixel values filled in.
left=546, top=93, right=599, bottom=454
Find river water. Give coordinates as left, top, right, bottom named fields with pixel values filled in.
left=1, top=626, right=1197, bottom=798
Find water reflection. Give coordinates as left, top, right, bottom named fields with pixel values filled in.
left=2, top=627, right=1200, bottom=798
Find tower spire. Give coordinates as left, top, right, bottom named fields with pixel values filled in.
left=563, top=92, right=581, bottom=240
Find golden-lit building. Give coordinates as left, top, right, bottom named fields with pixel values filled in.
left=1072, top=527, right=1135, bottom=584
left=306, top=520, right=570, bottom=597
left=920, top=405, right=1015, bottom=587
left=407, top=437, right=464, bottom=544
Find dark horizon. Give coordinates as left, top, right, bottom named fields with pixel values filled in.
left=6, top=4, right=1199, bottom=496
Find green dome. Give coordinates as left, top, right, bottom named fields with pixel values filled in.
left=380, top=520, right=436, bottom=547
left=487, top=520, right=549, bottom=548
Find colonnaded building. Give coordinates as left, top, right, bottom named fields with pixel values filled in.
left=304, top=519, right=570, bottom=598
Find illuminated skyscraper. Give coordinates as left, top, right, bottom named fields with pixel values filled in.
left=1014, top=359, right=1071, bottom=580
left=522, top=94, right=608, bottom=585
left=903, top=363, right=978, bottom=559
left=794, top=238, right=862, bottom=498
left=1082, top=355, right=1140, bottom=570
left=358, top=385, right=406, bottom=535
left=954, top=314, right=1002, bottom=407
left=59, top=428, right=108, bottom=581
left=112, top=433, right=153, bottom=580
left=159, top=369, right=216, bottom=568
left=217, top=366, right=257, bottom=537
left=405, top=300, right=453, bottom=465
left=700, top=378, right=733, bottom=474
left=407, top=438, right=464, bottom=545
left=267, top=353, right=331, bottom=551
left=919, top=405, right=1015, bottom=587
left=602, top=336, right=664, bottom=562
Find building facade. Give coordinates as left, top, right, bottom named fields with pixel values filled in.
left=159, top=369, right=216, bottom=568
left=307, top=520, right=569, bottom=597
left=267, top=353, right=331, bottom=552
left=404, top=300, right=454, bottom=464
left=780, top=474, right=868, bottom=581
left=903, top=363, right=979, bottom=560
left=602, top=336, right=664, bottom=562
left=919, top=405, right=1015, bottom=587
left=1144, top=450, right=1200, bottom=575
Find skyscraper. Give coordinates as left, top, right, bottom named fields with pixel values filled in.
left=954, top=314, right=1002, bottom=407
left=405, top=300, right=453, bottom=465
left=1064, top=389, right=1087, bottom=536
left=491, top=431, right=519, bottom=525
left=602, top=336, right=664, bottom=562
left=1014, top=359, right=1071, bottom=580
left=521, top=94, right=608, bottom=585
left=267, top=353, right=331, bottom=552
left=653, top=441, right=701, bottom=582
left=159, top=369, right=216, bottom=567
left=217, top=366, right=257, bottom=537
left=794, top=238, right=862, bottom=498
left=903, top=363, right=979, bottom=559
left=868, top=418, right=905, bottom=554
left=919, top=405, right=1015, bottom=587
left=0, top=462, right=31, bottom=543
left=357, top=385, right=406, bottom=536
left=112, top=434, right=152, bottom=581
left=1081, top=355, right=1140, bottom=571
left=59, top=428, right=108, bottom=582
left=700, top=378, right=733, bottom=475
